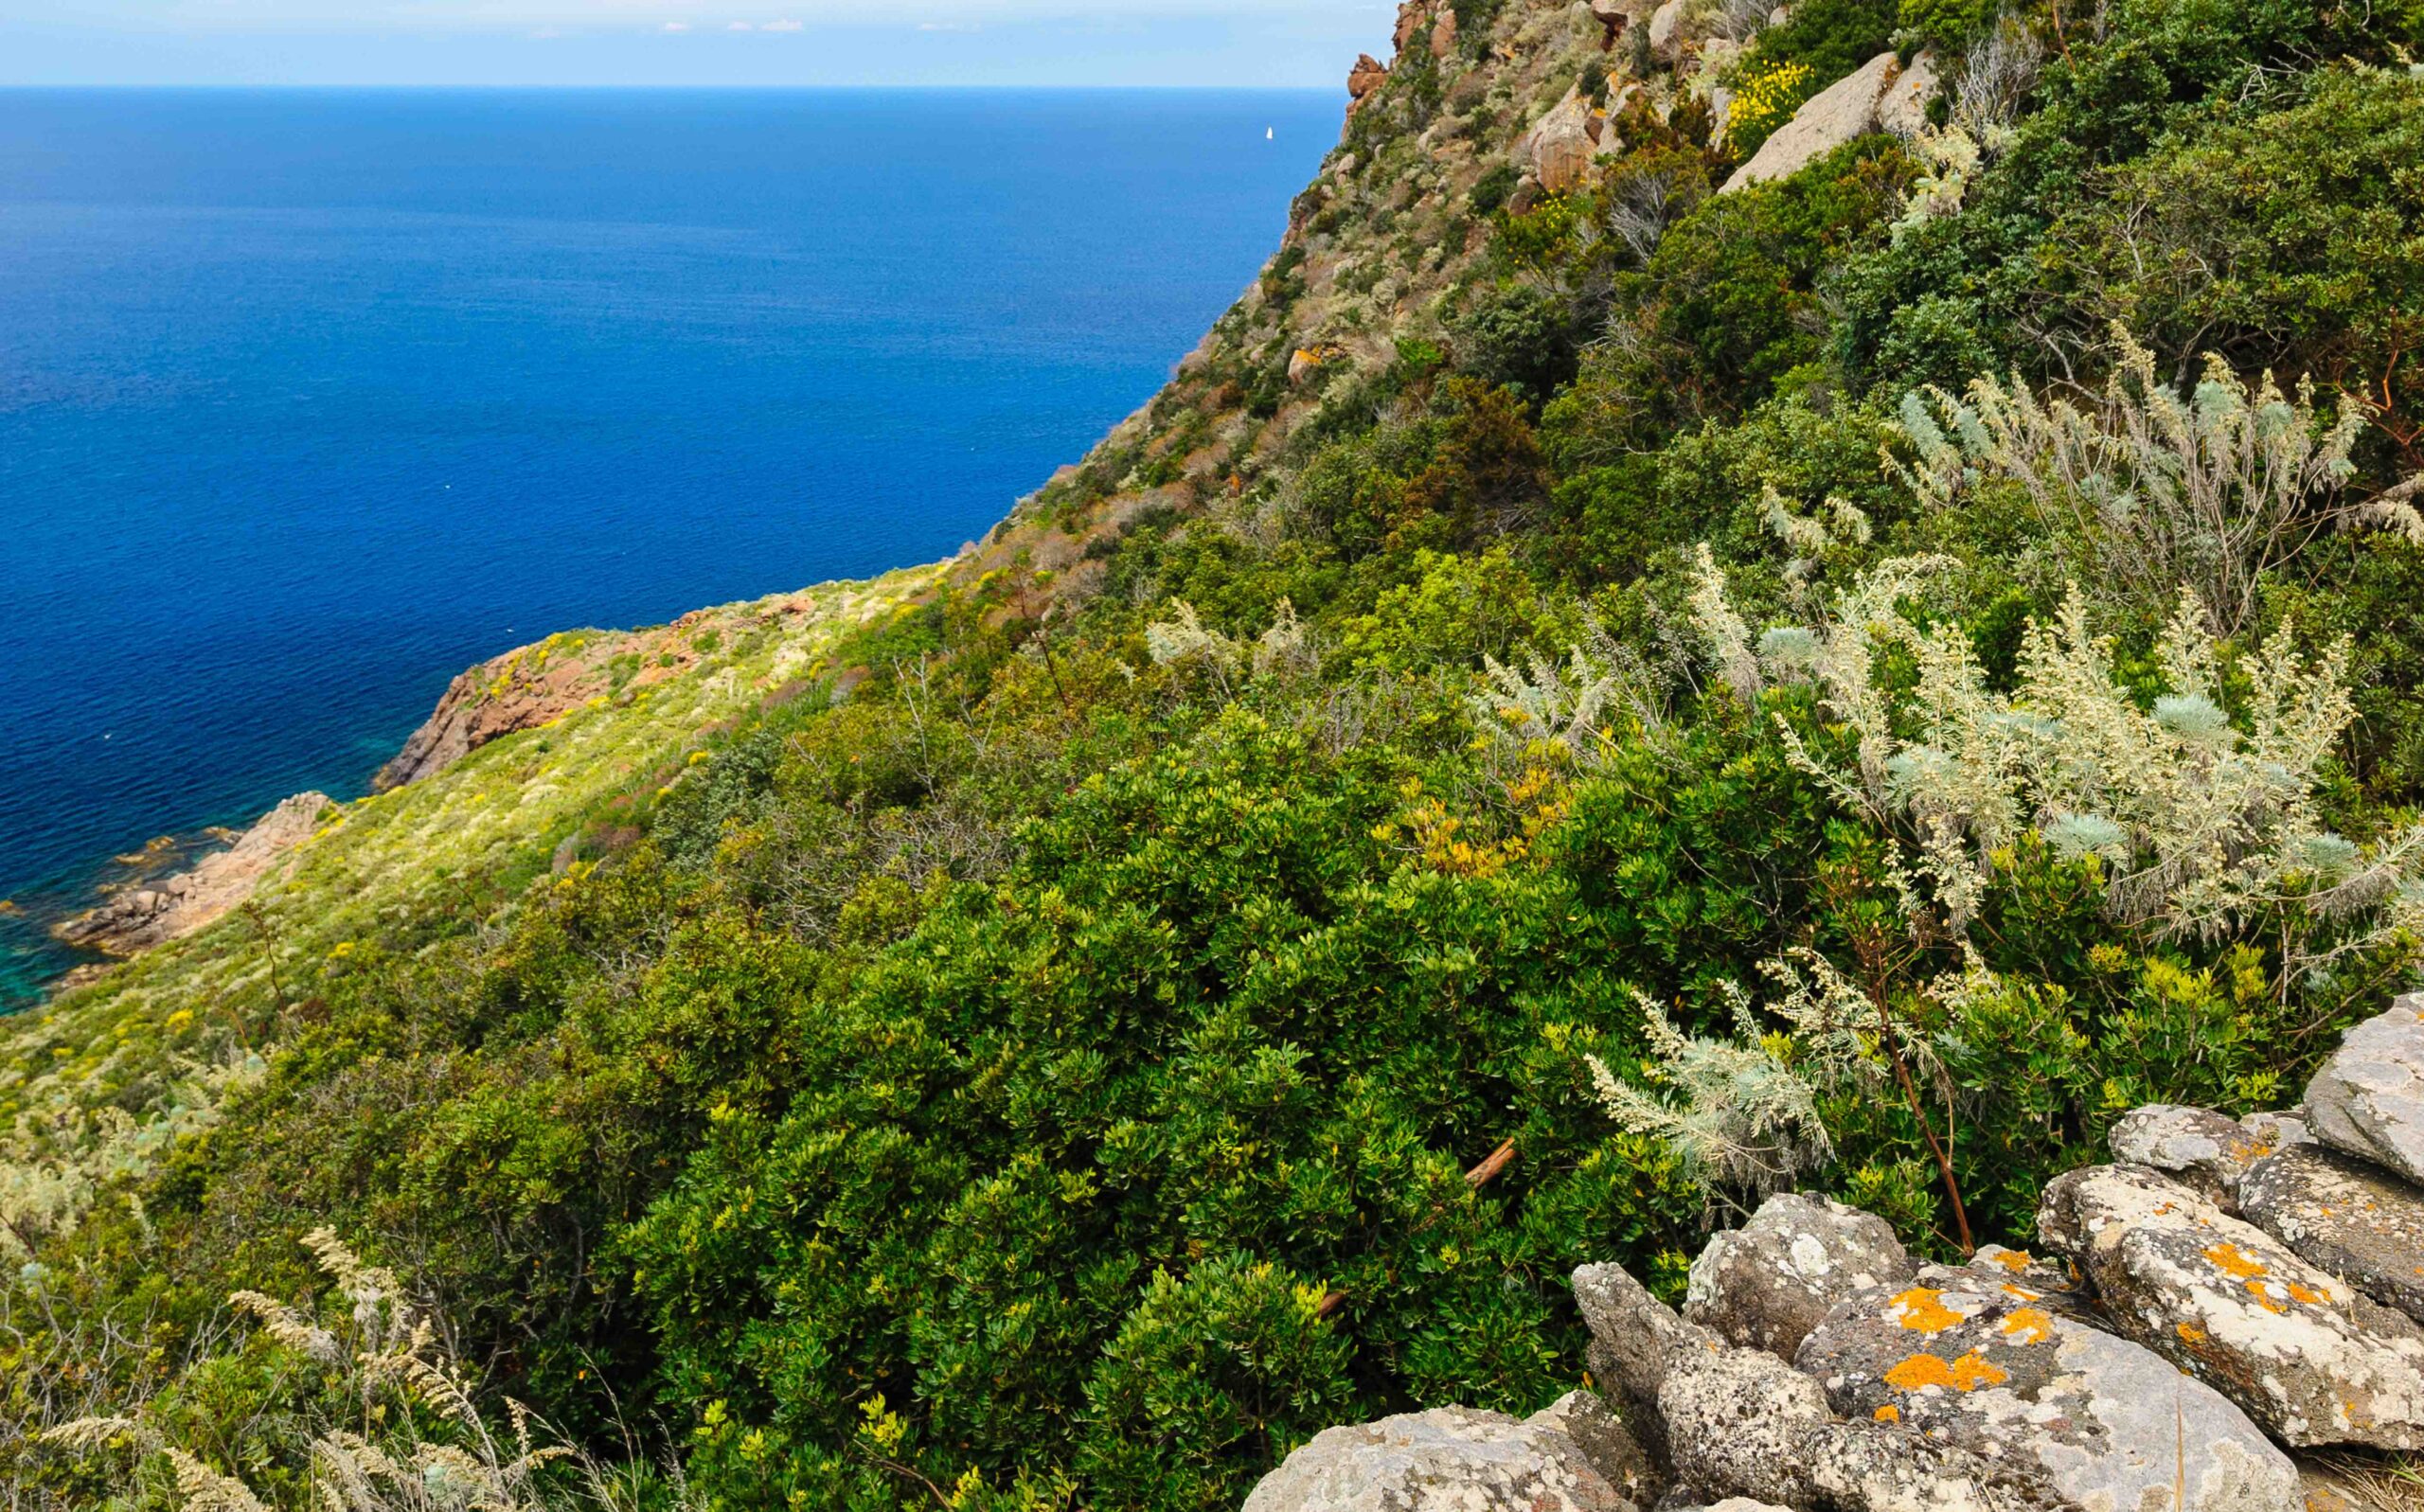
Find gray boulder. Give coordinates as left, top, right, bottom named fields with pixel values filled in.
left=1573, top=1259, right=1705, bottom=1468
left=1798, top=1427, right=2072, bottom=1512
left=1796, top=1271, right=2299, bottom=1512
left=1658, top=1325, right=2067, bottom=1512
left=1721, top=51, right=1901, bottom=192
left=1655, top=1343, right=1836, bottom=1505
left=1532, top=1390, right=1664, bottom=1510
left=2238, top=1141, right=2424, bottom=1325
left=1647, top=0, right=1685, bottom=61
left=1872, top=49, right=1938, bottom=138
left=1684, top=1191, right=1915, bottom=1360
left=2306, top=996, right=2424, bottom=1185
left=1240, top=1401, right=1646, bottom=1512
left=1571, top=1263, right=2064, bottom=1512
left=2109, top=1104, right=2309, bottom=1209
left=2039, top=1163, right=2424, bottom=1449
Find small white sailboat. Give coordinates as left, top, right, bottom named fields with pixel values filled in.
left=1266, top=127, right=1274, bottom=140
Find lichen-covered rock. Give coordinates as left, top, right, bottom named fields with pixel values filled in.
left=2111, top=1104, right=2308, bottom=1208
left=1684, top=1191, right=1915, bottom=1360
left=2038, top=1163, right=2424, bottom=1449
left=1657, top=1343, right=1835, bottom=1504
left=2305, top=996, right=2424, bottom=1185
left=2242, top=1110, right=2314, bottom=1157
left=1796, top=1273, right=2299, bottom=1512
left=1920, top=1245, right=2093, bottom=1313
left=1531, top=1391, right=1664, bottom=1510
left=1240, top=1403, right=1644, bottom=1512
left=1721, top=51, right=1902, bottom=191
left=2239, top=1142, right=2424, bottom=1325
left=1573, top=1259, right=1705, bottom=1467
left=1661, top=1330, right=2067, bottom=1512
left=1574, top=1262, right=2065, bottom=1512
left=1799, top=1424, right=2073, bottom=1512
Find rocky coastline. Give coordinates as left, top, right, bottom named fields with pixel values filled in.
left=39, top=604, right=741, bottom=963
left=47, top=792, right=332, bottom=960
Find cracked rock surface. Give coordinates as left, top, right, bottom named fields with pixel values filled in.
left=2305, top=995, right=2424, bottom=1186
left=2039, top=1163, right=2424, bottom=1450
left=1241, top=1401, right=1648, bottom=1512
left=1796, top=1269, right=2297, bottom=1512
left=1576, top=1262, right=2067, bottom=1512
left=2237, top=1141, right=2424, bottom=1326
left=2110, top=1104, right=2310, bottom=1209
left=1684, top=1191, right=1915, bottom=1361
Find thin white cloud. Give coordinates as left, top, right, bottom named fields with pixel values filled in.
left=660, top=19, right=689, bottom=29
left=761, top=17, right=803, bottom=28
left=28, top=0, right=1376, bottom=29
left=726, top=18, right=752, bottom=27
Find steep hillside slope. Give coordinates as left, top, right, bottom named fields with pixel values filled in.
left=12, top=0, right=2424, bottom=1506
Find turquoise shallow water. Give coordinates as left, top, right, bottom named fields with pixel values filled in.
left=0, top=87, right=1338, bottom=1004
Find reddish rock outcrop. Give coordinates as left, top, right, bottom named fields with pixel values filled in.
left=373, top=629, right=683, bottom=792
left=1347, top=54, right=1388, bottom=108
left=1430, top=7, right=1458, bottom=57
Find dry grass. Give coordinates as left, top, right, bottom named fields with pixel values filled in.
left=2310, top=1452, right=2424, bottom=1512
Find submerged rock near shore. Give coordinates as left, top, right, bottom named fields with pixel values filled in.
left=52, top=792, right=330, bottom=955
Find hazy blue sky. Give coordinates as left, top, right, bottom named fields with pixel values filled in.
left=2, top=2, right=1394, bottom=85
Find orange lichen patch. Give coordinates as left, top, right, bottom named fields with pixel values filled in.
left=1990, top=1251, right=2033, bottom=1272
left=1874, top=1404, right=1901, bottom=1422
left=2001, top=1283, right=2044, bottom=1301
left=1885, top=1288, right=1964, bottom=1333
left=1885, top=1351, right=2010, bottom=1393
left=2177, top=1321, right=2208, bottom=1343
left=2204, top=1242, right=2268, bottom=1280
left=2287, top=1280, right=2333, bottom=1307
left=2000, top=1307, right=2055, bottom=1345
left=2243, top=1278, right=2300, bottom=1316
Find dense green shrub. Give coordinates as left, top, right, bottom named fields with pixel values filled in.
left=1735, top=0, right=1898, bottom=99
left=2044, top=65, right=2424, bottom=462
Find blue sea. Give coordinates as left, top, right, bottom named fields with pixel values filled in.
left=0, top=88, right=1336, bottom=1005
